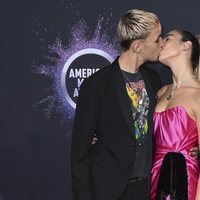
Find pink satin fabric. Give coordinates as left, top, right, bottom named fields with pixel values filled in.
left=151, top=106, right=199, bottom=200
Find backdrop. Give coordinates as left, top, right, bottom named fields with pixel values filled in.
left=1, top=0, right=200, bottom=199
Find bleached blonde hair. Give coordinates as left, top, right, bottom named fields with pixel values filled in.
left=117, top=9, right=160, bottom=50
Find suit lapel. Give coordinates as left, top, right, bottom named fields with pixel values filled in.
left=113, top=59, right=135, bottom=136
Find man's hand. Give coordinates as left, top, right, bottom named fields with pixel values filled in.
left=189, top=146, right=199, bottom=159
left=91, top=134, right=98, bottom=145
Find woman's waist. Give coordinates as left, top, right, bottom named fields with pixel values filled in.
left=153, top=147, right=192, bottom=157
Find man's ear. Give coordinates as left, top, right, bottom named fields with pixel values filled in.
left=182, top=41, right=192, bottom=51
left=130, top=40, right=142, bottom=53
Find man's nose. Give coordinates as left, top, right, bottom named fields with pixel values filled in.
left=160, top=38, right=164, bottom=47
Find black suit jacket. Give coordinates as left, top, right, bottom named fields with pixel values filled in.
left=71, top=58, right=161, bottom=200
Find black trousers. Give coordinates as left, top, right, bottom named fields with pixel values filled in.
left=119, top=178, right=148, bottom=200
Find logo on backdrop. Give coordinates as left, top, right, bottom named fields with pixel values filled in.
left=61, top=48, right=113, bottom=108
left=33, top=16, right=119, bottom=123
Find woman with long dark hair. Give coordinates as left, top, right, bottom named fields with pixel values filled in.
left=151, top=29, right=200, bottom=200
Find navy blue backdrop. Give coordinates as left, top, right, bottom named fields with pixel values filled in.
left=1, top=0, right=200, bottom=199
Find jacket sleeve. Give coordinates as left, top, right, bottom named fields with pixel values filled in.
left=71, top=76, right=100, bottom=200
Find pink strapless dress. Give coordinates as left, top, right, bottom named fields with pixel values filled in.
left=151, top=106, right=199, bottom=200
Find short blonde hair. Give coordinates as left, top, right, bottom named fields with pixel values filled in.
left=117, top=9, right=160, bottom=50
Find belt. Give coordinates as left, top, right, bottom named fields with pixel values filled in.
left=129, top=177, right=147, bottom=183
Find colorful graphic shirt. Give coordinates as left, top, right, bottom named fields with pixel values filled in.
left=122, top=70, right=150, bottom=177
left=127, top=81, right=149, bottom=138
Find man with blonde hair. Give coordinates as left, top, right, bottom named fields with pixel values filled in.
left=71, top=9, right=164, bottom=200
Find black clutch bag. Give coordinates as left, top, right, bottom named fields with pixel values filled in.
left=155, top=152, right=188, bottom=200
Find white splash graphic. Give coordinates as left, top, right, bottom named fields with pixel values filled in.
left=33, top=16, right=119, bottom=125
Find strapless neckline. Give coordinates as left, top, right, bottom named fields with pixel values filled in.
left=154, top=105, right=195, bottom=123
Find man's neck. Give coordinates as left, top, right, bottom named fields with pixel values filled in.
left=118, top=51, right=144, bottom=73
